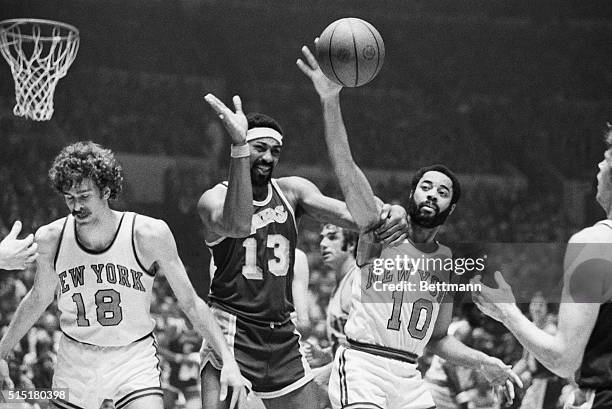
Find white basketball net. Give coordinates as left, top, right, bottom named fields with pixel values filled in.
left=0, top=19, right=79, bottom=121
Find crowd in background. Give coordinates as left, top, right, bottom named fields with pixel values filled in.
left=0, top=116, right=583, bottom=406
left=0, top=1, right=608, bottom=406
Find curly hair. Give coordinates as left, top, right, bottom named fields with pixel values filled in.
left=48, top=142, right=123, bottom=200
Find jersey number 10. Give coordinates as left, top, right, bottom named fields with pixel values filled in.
left=387, top=290, right=434, bottom=340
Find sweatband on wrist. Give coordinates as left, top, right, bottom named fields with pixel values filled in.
left=230, top=143, right=250, bottom=158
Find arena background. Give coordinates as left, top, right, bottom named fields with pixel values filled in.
left=0, top=1, right=611, bottom=408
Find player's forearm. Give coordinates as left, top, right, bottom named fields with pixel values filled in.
left=0, top=290, right=52, bottom=358
left=500, top=305, right=569, bottom=376
left=222, top=157, right=254, bottom=237
left=183, top=297, right=234, bottom=362
left=320, top=95, right=380, bottom=231
left=428, top=335, right=493, bottom=369
left=292, top=282, right=310, bottom=331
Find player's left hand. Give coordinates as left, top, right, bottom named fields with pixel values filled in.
left=219, top=359, right=248, bottom=409
left=479, top=356, right=523, bottom=406
left=375, top=204, right=408, bottom=246
left=471, top=271, right=518, bottom=323
left=296, top=42, right=343, bottom=100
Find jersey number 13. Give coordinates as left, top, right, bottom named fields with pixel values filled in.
left=241, top=234, right=290, bottom=280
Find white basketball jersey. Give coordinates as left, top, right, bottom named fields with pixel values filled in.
left=55, top=212, right=155, bottom=346
left=326, top=264, right=358, bottom=347
left=344, top=238, right=452, bottom=357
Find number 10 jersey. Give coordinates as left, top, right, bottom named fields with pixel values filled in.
left=344, top=237, right=452, bottom=357
left=207, top=179, right=298, bottom=324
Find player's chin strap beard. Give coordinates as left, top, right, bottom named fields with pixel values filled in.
left=407, top=197, right=451, bottom=228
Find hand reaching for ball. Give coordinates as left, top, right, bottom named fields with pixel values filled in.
left=297, top=43, right=343, bottom=100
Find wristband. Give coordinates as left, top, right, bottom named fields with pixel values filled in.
left=230, top=143, right=250, bottom=158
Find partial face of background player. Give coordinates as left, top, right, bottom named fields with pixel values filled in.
left=248, top=137, right=281, bottom=187
left=319, top=224, right=356, bottom=270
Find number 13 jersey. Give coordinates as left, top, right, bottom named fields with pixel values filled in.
left=207, top=179, right=298, bottom=324
left=345, top=237, right=452, bottom=357
left=54, top=212, right=156, bottom=347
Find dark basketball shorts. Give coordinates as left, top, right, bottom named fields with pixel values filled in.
left=199, top=306, right=313, bottom=399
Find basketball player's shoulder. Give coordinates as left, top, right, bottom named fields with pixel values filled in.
left=275, top=176, right=315, bottom=204
left=197, top=181, right=228, bottom=209
left=436, top=241, right=453, bottom=257
left=570, top=221, right=612, bottom=244
left=276, top=176, right=316, bottom=193
left=35, top=217, right=67, bottom=250
left=132, top=214, right=172, bottom=245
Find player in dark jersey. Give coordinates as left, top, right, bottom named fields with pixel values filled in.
left=0, top=220, right=38, bottom=270
left=473, top=126, right=612, bottom=409
left=198, top=95, right=409, bottom=409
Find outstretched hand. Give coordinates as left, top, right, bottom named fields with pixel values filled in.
left=471, top=271, right=518, bottom=322
left=204, top=94, right=248, bottom=145
left=296, top=42, right=343, bottom=100
left=0, top=221, right=38, bottom=270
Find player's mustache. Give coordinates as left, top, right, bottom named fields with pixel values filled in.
left=253, top=160, right=274, bottom=169
left=72, top=210, right=88, bottom=217
left=419, top=201, right=439, bottom=212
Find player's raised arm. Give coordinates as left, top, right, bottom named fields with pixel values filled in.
left=198, top=94, right=253, bottom=241
left=0, top=220, right=38, bottom=270
left=0, top=222, right=60, bottom=359
left=134, top=216, right=247, bottom=408
left=297, top=45, right=380, bottom=233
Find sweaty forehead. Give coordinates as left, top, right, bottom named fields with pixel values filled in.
left=419, top=171, right=453, bottom=191
left=249, top=137, right=281, bottom=149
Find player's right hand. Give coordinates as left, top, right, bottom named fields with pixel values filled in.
left=204, top=93, right=248, bottom=145
left=219, top=358, right=248, bottom=409
left=296, top=42, right=343, bottom=100
left=0, top=221, right=38, bottom=271
left=479, top=356, right=523, bottom=406
left=0, top=359, right=14, bottom=390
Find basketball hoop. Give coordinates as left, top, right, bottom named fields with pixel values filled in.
left=0, top=18, right=79, bottom=121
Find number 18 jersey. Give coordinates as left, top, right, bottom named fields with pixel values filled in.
left=344, top=237, right=452, bottom=357
left=54, top=212, right=156, bottom=347
left=207, top=179, right=298, bottom=324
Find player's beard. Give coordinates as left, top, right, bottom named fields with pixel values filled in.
left=250, top=160, right=274, bottom=187
left=407, top=196, right=452, bottom=228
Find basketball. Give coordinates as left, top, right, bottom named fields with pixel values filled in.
left=315, top=18, right=385, bottom=87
